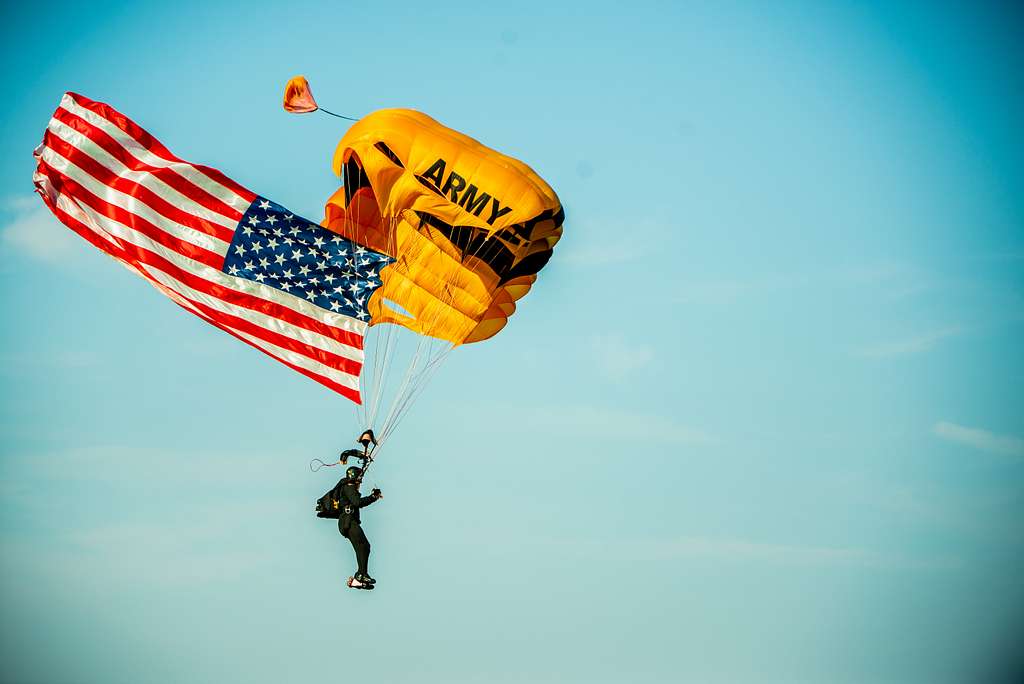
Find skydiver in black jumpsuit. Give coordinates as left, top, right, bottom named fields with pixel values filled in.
left=334, top=465, right=381, bottom=586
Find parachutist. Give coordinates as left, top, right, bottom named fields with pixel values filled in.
left=331, top=465, right=382, bottom=586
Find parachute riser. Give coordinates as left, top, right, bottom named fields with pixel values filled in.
left=338, top=428, right=379, bottom=485
left=357, top=445, right=376, bottom=485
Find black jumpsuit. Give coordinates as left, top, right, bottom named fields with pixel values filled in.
left=334, top=477, right=378, bottom=576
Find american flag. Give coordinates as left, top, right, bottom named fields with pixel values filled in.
left=32, top=92, right=392, bottom=404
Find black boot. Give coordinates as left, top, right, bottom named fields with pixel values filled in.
left=355, top=572, right=376, bottom=585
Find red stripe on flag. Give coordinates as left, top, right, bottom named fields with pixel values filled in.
left=42, top=191, right=363, bottom=402
left=167, top=290, right=363, bottom=377
left=53, top=106, right=244, bottom=229
left=35, top=184, right=137, bottom=267
left=185, top=308, right=363, bottom=403
left=37, top=158, right=226, bottom=269
left=66, top=92, right=258, bottom=204
left=44, top=130, right=238, bottom=246
left=38, top=167, right=365, bottom=351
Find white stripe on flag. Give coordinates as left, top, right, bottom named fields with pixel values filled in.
left=51, top=188, right=367, bottom=357
left=145, top=286, right=360, bottom=393
left=137, top=262, right=364, bottom=363
left=47, top=118, right=241, bottom=232
left=50, top=191, right=363, bottom=391
left=33, top=166, right=122, bottom=251
left=38, top=144, right=233, bottom=256
left=219, top=325, right=361, bottom=392
left=58, top=93, right=252, bottom=215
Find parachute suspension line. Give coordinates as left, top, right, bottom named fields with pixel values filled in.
left=400, top=309, right=462, bottom=444
left=318, top=108, right=360, bottom=122
left=367, top=314, right=395, bottom=438
left=378, top=213, right=504, bottom=449
left=366, top=215, right=404, bottom=429
left=377, top=217, right=405, bottom=423
left=375, top=286, right=454, bottom=445
left=390, top=299, right=454, bottom=425
left=376, top=222, right=459, bottom=443
left=353, top=212, right=408, bottom=454
left=377, top=345, right=452, bottom=446
left=373, top=281, right=453, bottom=448
left=338, top=169, right=400, bottom=437
left=370, top=296, right=402, bottom=426
left=473, top=227, right=506, bottom=272
left=377, top=216, right=518, bottom=445
left=374, top=216, right=506, bottom=445
left=341, top=161, right=371, bottom=433
left=377, top=344, right=451, bottom=448
left=374, top=211, right=460, bottom=449
left=349, top=182, right=518, bottom=453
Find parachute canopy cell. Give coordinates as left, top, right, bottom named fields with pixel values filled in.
left=322, top=109, right=564, bottom=345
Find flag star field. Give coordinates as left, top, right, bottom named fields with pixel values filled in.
left=223, top=198, right=392, bottom=320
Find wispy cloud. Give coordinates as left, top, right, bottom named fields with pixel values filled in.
left=854, top=326, right=962, bottom=358
left=0, top=349, right=99, bottom=372
left=0, top=195, right=80, bottom=263
left=565, top=535, right=961, bottom=571
left=971, top=250, right=1024, bottom=264
left=522, top=404, right=716, bottom=447
left=560, top=243, right=642, bottom=268
left=832, top=259, right=920, bottom=287
left=676, top=274, right=807, bottom=305
left=556, top=216, right=658, bottom=268
left=445, top=399, right=715, bottom=447
left=673, top=260, right=937, bottom=308
left=64, top=506, right=286, bottom=585
left=651, top=536, right=875, bottom=565
left=933, top=421, right=1024, bottom=458
left=590, top=333, right=653, bottom=380
left=0, top=444, right=300, bottom=587
left=0, top=445, right=291, bottom=488
left=676, top=280, right=755, bottom=305
left=5, top=196, right=39, bottom=212
left=0, top=502, right=289, bottom=588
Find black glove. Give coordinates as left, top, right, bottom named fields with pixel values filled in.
left=371, top=488, right=382, bottom=499
left=339, top=448, right=362, bottom=464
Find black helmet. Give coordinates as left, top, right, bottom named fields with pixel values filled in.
left=346, top=466, right=362, bottom=480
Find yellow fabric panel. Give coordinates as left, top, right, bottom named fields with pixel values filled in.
left=503, top=276, right=537, bottom=301
left=464, top=316, right=507, bottom=344
left=322, top=108, right=563, bottom=345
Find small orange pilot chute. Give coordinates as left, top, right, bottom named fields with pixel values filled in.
left=282, top=76, right=319, bottom=114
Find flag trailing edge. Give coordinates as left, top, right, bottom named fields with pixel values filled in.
left=32, top=91, right=394, bottom=404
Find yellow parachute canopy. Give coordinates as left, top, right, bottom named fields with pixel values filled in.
left=322, top=109, right=563, bottom=345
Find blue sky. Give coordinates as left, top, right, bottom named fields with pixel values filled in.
left=1, top=1, right=1022, bottom=682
